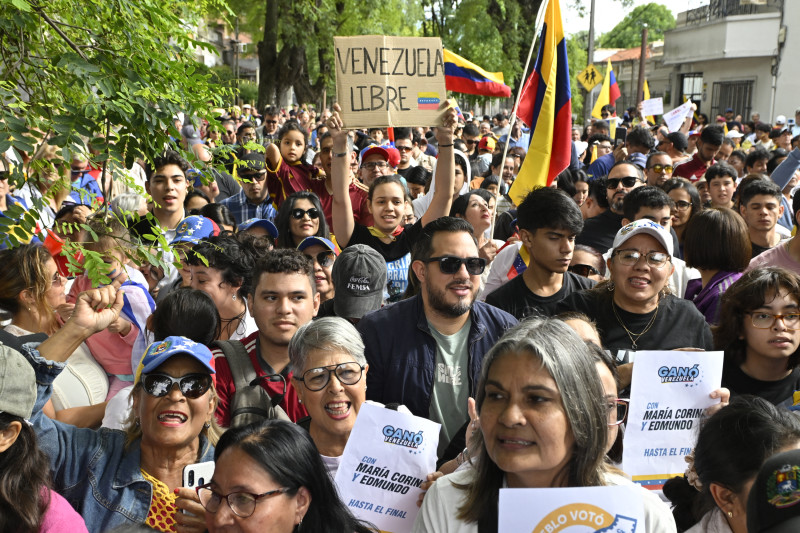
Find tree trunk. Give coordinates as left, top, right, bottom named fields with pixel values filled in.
left=257, top=0, right=279, bottom=109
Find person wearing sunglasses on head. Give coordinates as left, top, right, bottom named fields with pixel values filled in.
left=199, top=419, right=374, bottom=533
left=18, top=281, right=220, bottom=532
left=358, top=217, right=517, bottom=460
left=485, top=187, right=595, bottom=320
left=274, top=191, right=330, bottom=249
left=297, top=236, right=338, bottom=304
left=558, top=220, right=713, bottom=390
left=576, top=161, right=646, bottom=254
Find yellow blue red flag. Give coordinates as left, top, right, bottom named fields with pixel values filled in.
left=509, top=0, right=572, bottom=205
left=443, top=49, right=512, bottom=98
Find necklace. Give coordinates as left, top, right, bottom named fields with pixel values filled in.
left=612, top=300, right=659, bottom=350
left=220, top=309, right=246, bottom=339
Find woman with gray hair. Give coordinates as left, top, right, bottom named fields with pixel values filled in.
left=289, top=317, right=369, bottom=475
left=414, top=317, right=676, bottom=533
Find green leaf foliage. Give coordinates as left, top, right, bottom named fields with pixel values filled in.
left=597, top=3, right=675, bottom=49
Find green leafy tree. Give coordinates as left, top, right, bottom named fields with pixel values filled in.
left=597, top=3, right=675, bottom=49
left=0, top=0, right=232, bottom=273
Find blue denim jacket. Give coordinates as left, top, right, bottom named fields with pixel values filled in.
left=23, top=342, right=215, bottom=533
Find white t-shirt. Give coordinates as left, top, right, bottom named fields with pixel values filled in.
left=413, top=468, right=677, bottom=533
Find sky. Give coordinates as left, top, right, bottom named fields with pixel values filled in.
left=562, top=0, right=709, bottom=38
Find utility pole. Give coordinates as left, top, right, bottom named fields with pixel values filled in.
left=636, top=24, right=648, bottom=105
left=583, top=0, right=596, bottom=124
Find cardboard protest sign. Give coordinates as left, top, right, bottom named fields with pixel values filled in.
left=334, top=35, right=447, bottom=128
left=498, top=485, right=645, bottom=532
left=623, top=350, right=723, bottom=492
left=334, top=403, right=440, bottom=533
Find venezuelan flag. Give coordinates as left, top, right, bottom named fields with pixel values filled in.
left=506, top=244, right=529, bottom=280
left=509, top=0, right=572, bottom=205
left=443, top=49, right=512, bottom=98
left=591, top=59, right=621, bottom=119
left=417, top=92, right=440, bottom=110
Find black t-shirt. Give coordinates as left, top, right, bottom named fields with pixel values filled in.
left=722, top=362, right=800, bottom=407
left=209, top=168, right=241, bottom=203
left=347, top=219, right=423, bottom=262
left=396, top=166, right=414, bottom=180
left=751, top=241, right=774, bottom=259
left=555, top=290, right=713, bottom=352
left=575, top=210, right=624, bottom=253
left=485, top=271, right=596, bottom=319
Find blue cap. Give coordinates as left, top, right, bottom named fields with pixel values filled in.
left=170, top=216, right=220, bottom=245
left=297, top=236, right=339, bottom=255
left=134, top=336, right=216, bottom=385
left=239, top=218, right=279, bottom=239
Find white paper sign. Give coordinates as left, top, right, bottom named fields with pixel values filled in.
left=499, top=485, right=645, bottom=532
left=334, top=403, right=440, bottom=533
left=641, top=97, right=664, bottom=116
left=663, top=101, right=694, bottom=132
left=622, top=350, right=724, bottom=492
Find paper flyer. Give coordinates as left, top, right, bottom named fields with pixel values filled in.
left=498, top=485, right=645, bottom=532
left=334, top=403, right=440, bottom=533
left=641, top=97, right=664, bottom=117
left=622, top=350, right=724, bottom=491
left=663, top=101, right=694, bottom=132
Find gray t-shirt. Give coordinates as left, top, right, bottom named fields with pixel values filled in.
left=427, top=318, right=471, bottom=455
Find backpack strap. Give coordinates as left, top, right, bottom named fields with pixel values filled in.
left=214, top=340, right=255, bottom=396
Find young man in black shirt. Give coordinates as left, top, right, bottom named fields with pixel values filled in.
left=485, top=187, right=594, bottom=318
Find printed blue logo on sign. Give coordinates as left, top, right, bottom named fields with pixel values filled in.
left=382, top=425, right=424, bottom=449
left=658, top=364, right=699, bottom=384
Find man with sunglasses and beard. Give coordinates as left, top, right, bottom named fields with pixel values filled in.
left=576, top=161, right=645, bottom=253
left=485, top=188, right=595, bottom=319
left=357, top=217, right=516, bottom=456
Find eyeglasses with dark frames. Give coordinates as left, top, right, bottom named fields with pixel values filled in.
left=295, top=362, right=364, bottom=391
left=197, top=484, right=289, bottom=518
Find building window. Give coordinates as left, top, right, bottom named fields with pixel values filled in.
left=710, top=80, right=754, bottom=121
left=680, top=73, right=703, bottom=112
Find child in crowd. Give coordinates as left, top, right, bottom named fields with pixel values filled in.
left=265, top=121, right=322, bottom=207
left=67, top=215, right=155, bottom=400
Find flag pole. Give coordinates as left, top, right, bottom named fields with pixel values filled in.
left=490, top=0, right=550, bottom=239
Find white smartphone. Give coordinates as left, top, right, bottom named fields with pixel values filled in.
left=183, top=460, right=215, bottom=490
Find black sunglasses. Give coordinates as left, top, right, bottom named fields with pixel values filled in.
left=568, top=264, right=600, bottom=277
left=307, top=250, right=335, bottom=267
left=426, top=256, right=486, bottom=275
left=606, top=176, right=641, bottom=189
left=141, top=373, right=212, bottom=399
left=291, top=208, right=320, bottom=220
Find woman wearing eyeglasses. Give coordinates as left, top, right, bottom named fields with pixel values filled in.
left=297, top=236, right=338, bottom=303
left=663, top=178, right=702, bottom=255
left=275, top=191, right=330, bottom=249
left=683, top=209, right=751, bottom=324
left=716, top=267, right=800, bottom=406
left=414, top=317, right=675, bottom=533
left=20, top=283, right=220, bottom=532
left=0, top=244, right=108, bottom=428
left=287, top=317, right=371, bottom=476
left=557, top=220, right=712, bottom=386
left=199, top=419, right=374, bottom=533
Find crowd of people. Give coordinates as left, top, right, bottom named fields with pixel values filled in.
left=1, top=97, right=800, bottom=532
